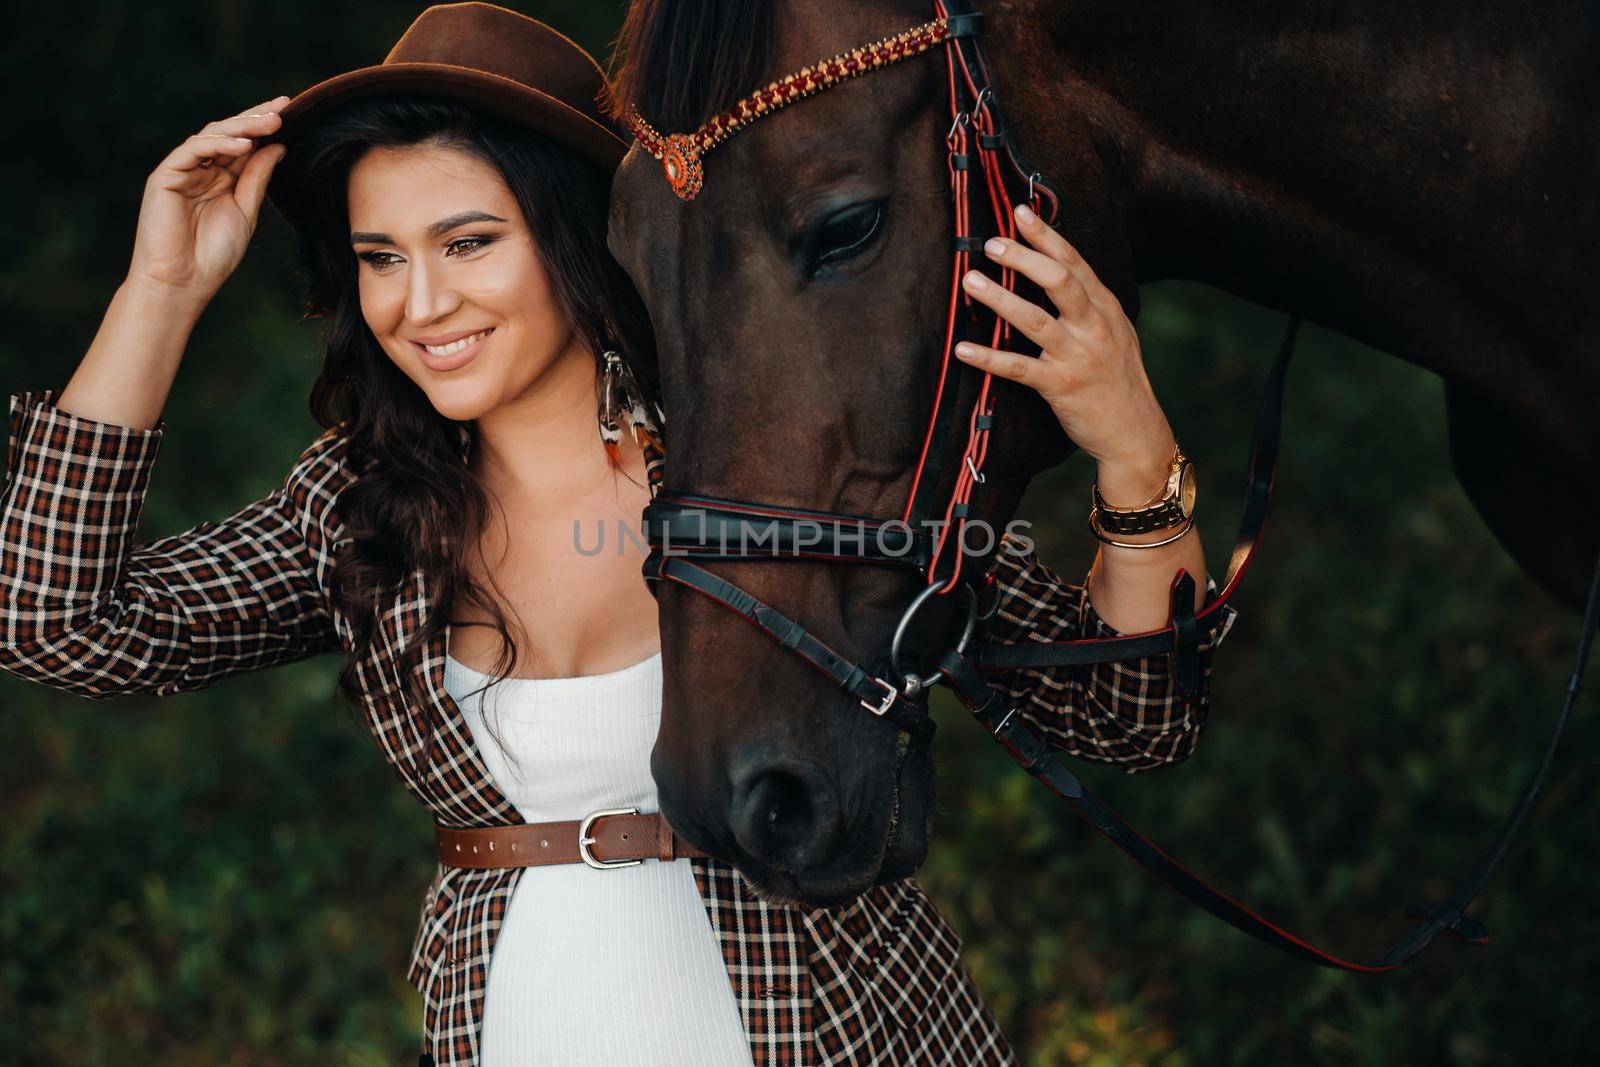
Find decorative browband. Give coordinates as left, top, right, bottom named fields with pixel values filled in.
left=623, top=18, right=952, bottom=201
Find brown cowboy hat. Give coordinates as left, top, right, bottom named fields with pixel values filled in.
left=261, top=2, right=628, bottom=225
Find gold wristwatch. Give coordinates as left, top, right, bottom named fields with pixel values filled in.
left=1089, top=445, right=1196, bottom=536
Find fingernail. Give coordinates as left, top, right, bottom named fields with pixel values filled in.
left=233, top=137, right=253, bottom=144
left=964, top=270, right=988, bottom=291
left=984, top=238, right=1006, bottom=257
left=1015, top=203, right=1036, bottom=224
left=955, top=343, right=976, bottom=358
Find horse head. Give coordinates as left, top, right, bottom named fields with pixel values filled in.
left=606, top=0, right=1117, bottom=907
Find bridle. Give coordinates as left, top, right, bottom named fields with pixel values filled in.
left=621, top=0, right=1600, bottom=973
left=625, top=9, right=1142, bottom=739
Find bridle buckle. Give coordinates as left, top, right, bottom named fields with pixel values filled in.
left=860, top=676, right=901, bottom=717
left=578, top=806, right=643, bottom=870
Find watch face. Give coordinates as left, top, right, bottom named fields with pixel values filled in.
left=1178, top=462, right=1197, bottom=516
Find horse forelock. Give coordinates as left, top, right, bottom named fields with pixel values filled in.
left=606, top=0, right=780, bottom=133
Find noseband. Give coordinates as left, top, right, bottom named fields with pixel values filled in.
left=621, top=0, right=1600, bottom=976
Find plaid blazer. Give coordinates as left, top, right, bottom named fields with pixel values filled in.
left=1, top=387, right=1236, bottom=1066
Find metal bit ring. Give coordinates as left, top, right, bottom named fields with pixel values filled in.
left=889, top=580, right=979, bottom=687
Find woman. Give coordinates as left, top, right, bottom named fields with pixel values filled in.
left=0, top=4, right=1234, bottom=1065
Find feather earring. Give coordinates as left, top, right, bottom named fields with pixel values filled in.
left=600, top=349, right=665, bottom=468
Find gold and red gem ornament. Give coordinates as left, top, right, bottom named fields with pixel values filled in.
left=660, top=133, right=704, bottom=201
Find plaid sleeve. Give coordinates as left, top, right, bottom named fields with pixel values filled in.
left=0, top=388, right=345, bottom=699
left=979, top=532, right=1239, bottom=772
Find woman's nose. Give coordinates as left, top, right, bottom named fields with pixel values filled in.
left=404, top=260, right=462, bottom=325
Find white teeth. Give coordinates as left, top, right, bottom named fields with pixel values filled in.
left=421, top=329, right=490, bottom=357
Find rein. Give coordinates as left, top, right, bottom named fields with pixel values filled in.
left=621, top=0, right=1598, bottom=973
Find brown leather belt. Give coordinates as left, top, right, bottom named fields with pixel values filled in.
left=435, top=806, right=708, bottom=870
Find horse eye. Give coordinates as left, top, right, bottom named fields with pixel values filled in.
left=807, top=202, right=886, bottom=275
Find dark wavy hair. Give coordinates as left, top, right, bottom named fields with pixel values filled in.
left=281, top=95, right=658, bottom=774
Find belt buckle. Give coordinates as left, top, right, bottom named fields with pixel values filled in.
left=578, top=806, right=643, bottom=870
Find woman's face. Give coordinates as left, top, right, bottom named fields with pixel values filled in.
left=346, top=142, right=577, bottom=422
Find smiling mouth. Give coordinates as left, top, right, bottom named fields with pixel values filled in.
left=412, top=327, right=495, bottom=372
left=416, top=328, right=493, bottom=357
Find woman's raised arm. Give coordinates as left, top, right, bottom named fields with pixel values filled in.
left=57, top=95, right=289, bottom=430
left=0, top=95, right=348, bottom=699
left=954, top=202, right=1241, bottom=769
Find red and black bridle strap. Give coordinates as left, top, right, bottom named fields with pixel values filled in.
left=941, top=538, right=1600, bottom=970
left=939, top=1, right=1062, bottom=220
left=904, top=0, right=1055, bottom=593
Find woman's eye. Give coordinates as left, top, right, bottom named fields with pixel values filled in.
left=807, top=202, right=886, bottom=275
left=358, top=251, right=401, bottom=271
left=357, top=237, right=492, bottom=271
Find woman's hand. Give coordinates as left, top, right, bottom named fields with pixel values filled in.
left=55, top=96, right=292, bottom=432
left=126, top=95, right=291, bottom=310
left=953, top=202, right=1177, bottom=503
left=955, top=202, right=1208, bottom=631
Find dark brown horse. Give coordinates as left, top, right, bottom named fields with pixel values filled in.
left=605, top=0, right=1599, bottom=908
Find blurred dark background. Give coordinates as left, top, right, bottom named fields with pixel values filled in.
left=1, top=2, right=1592, bottom=1064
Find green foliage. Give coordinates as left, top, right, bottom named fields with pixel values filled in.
left=1, top=2, right=1592, bottom=1064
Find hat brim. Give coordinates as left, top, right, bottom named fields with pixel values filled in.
left=261, top=62, right=629, bottom=230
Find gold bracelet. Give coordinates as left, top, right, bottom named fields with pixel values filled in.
left=1087, top=508, right=1195, bottom=549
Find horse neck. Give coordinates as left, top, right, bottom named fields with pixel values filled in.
left=986, top=0, right=1593, bottom=378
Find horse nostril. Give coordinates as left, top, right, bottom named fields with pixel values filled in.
left=756, top=773, right=810, bottom=849
left=730, top=760, right=843, bottom=872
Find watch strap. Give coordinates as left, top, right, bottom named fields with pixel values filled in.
left=1091, top=492, right=1190, bottom=534
left=1090, top=447, right=1192, bottom=534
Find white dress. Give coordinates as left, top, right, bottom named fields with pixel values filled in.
left=443, top=651, right=755, bottom=1067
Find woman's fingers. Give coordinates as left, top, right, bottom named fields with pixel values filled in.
left=954, top=205, right=1165, bottom=471
left=159, top=107, right=288, bottom=177
left=951, top=339, right=1074, bottom=400
left=241, top=95, right=292, bottom=116
left=201, top=95, right=291, bottom=130
left=232, top=143, right=288, bottom=220
left=983, top=235, right=1114, bottom=329
left=995, top=203, right=1125, bottom=326
left=161, top=133, right=258, bottom=176
left=1011, top=202, right=1085, bottom=269
left=961, top=268, right=1077, bottom=353
left=197, top=107, right=286, bottom=142
left=183, top=96, right=290, bottom=171
left=980, top=236, right=1087, bottom=319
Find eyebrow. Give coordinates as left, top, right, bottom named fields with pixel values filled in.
left=350, top=210, right=509, bottom=245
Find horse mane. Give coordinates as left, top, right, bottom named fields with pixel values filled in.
left=605, top=0, right=778, bottom=132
